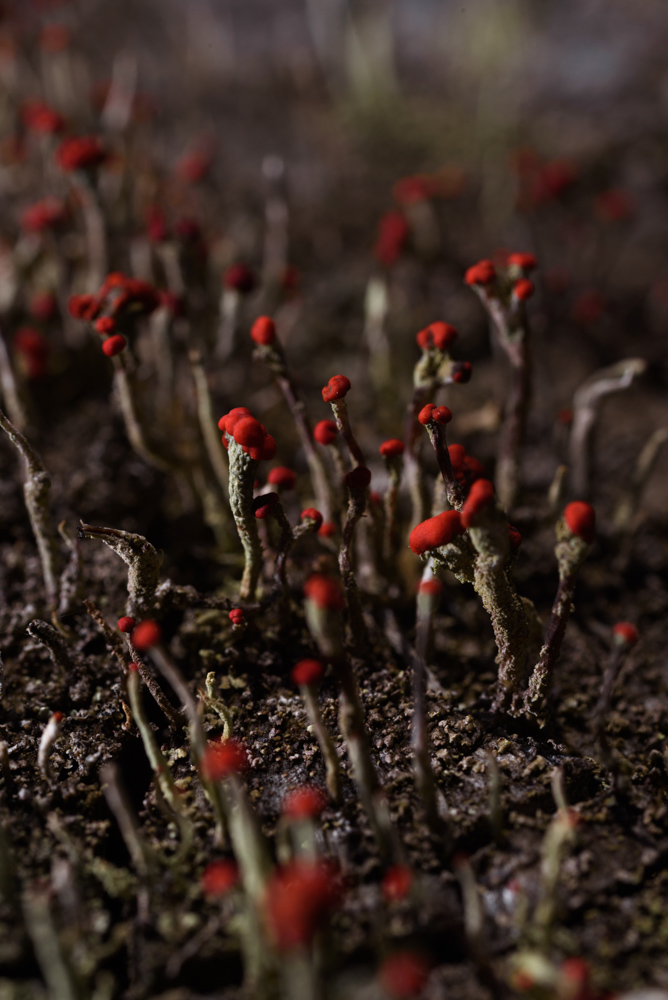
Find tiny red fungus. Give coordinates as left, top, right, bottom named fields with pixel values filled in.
left=68, top=294, right=100, bottom=321
left=21, top=198, right=68, bottom=234
left=267, top=466, right=296, bottom=490
left=418, top=579, right=443, bottom=597
left=201, top=859, right=239, bottom=897
left=300, top=508, right=323, bottom=531
left=382, top=864, right=413, bottom=902
left=451, top=361, right=473, bottom=383
left=374, top=211, right=409, bottom=268
left=94, top=317, right=116, bottom=336
left=228, top=608, right=244, bottom=626
left=250, top=315, right=276, bottom=345
left=378, top=951, right=430, bottom=998
left=176, top=147, right=212, bottom=184
left=507, top=252, right=537, bottom=272
left=101, top=334, right=127, bottom=358
left=303, top=574, right=345, bottom=611
left=264, top=860, right=342, bottom=950
left=460, top=478, right=495, bottom=528
left=318, top=521, right=337, bottom=538
left=131, top=619, right=162, bottom=650
left=344, top=465, right=371, bottom=491
left=22, top=100, right=66, bottom=135
left=117, top=616, right=135, bottom=634
left=508, top=525, right=523, bottom=550
left=218, top=406, right=251, bottom=433
left=200, top=738, right=249, bottom=781
left=416, top=321, right=458, bottom=352
left=313, top=420, right=338, bottom=445
left=612, top=622, right=638, bottom=645
left=563, top=501, right=596, bottom=544
left=464, top=259, right=496, bottom=286
left=29, top=292, right=58, bottom=323
left=56, top=135, right=107, bottom=172
left=409, top=510, right=462, bottom=555
left=13, top=328, right=48, bottom=379
left=379, top=438, right=405, bottom=458
left=282, top=785, right=327, bottom=820
left=223, top=264, right=256, bottom=294
left=513, top=278, right=535, bottom=301
left=417, top=403, right=451, bottom=426
left=322, top=375, right=351, bottom=403
left=233, top=417, right=265, bottom=450
left=252, top=492, right=279, bottom=519
left=291, top=658, right=324, bottom=686
left=260, top=434, right=277, bottom=461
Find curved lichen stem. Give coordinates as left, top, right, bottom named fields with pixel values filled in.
left=112, top=356, right=174, bottom=474
left=569, top=358, right=647, bottom=500
left=0, top=408, right=60, bottom=612
left=254, top=342, right=335, bottom=519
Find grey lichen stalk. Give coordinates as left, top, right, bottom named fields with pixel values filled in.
left=227, top=436, right=263, bottom=600
left=78, top=522, right=163, bottom=617
left=0, top=408, right=60, bottom=613
left=524, top=521, right=591, bottom=720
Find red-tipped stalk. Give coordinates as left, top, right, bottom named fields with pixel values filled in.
left=322, top=375, right=364, bottom=467
left=251, top=318, right=335, bottom=519
left=379, top=439, right=404, bottom=569
left=418, top=403, right=465, bottom=510
left=405, top=322, right=471, bottom=526
left=524, top=502, right=596, bottom=720
left=220, top=410, right=275, bottom=599
left=465, top=256, right=533, bottom=510
left=280, top=785, right=327, bottom=861
left=292, top=658, right=342, bottom=803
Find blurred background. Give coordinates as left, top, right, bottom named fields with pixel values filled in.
left=2, top=0, right=668, bottom=521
